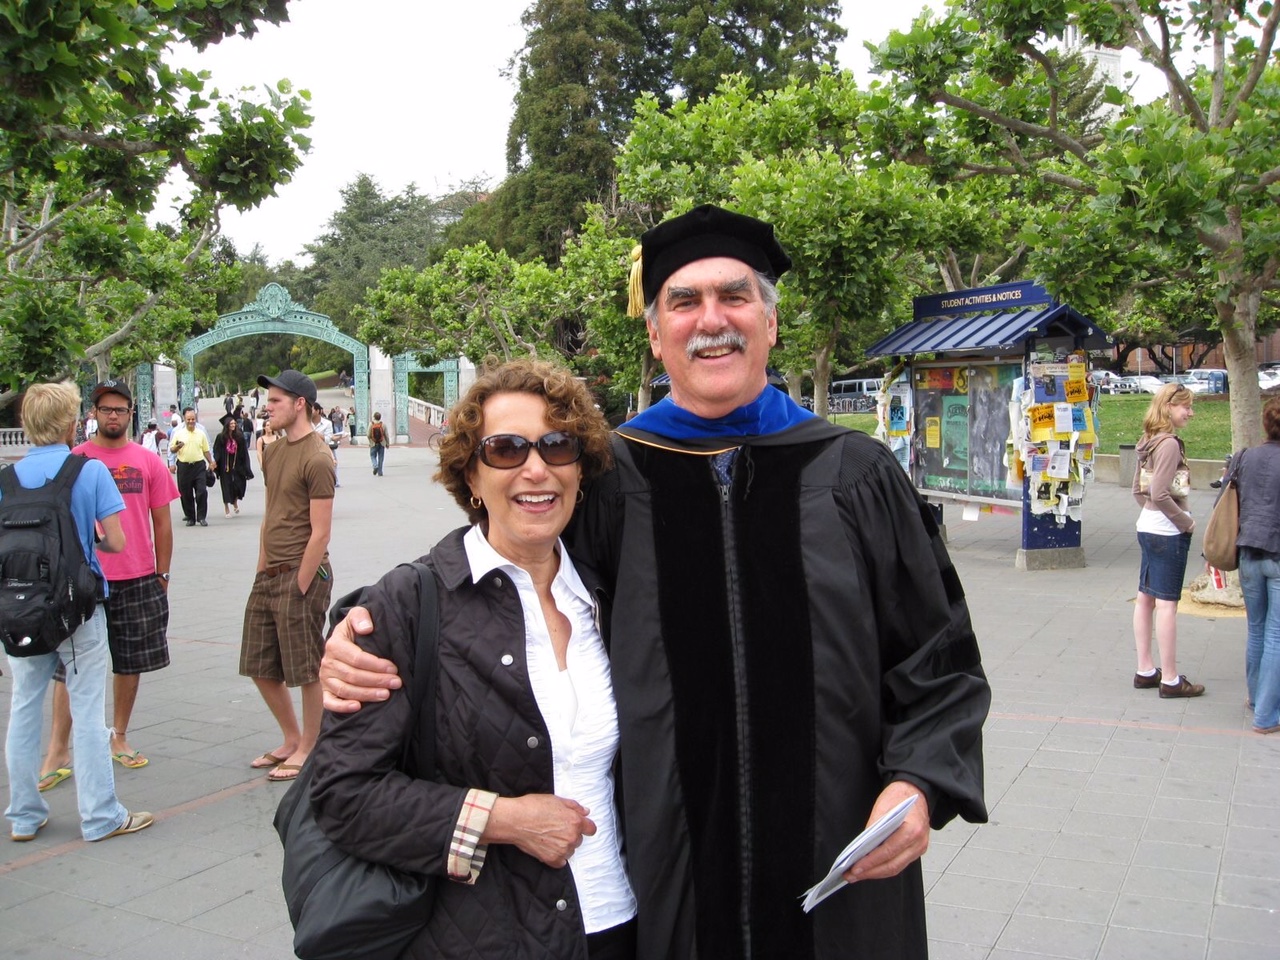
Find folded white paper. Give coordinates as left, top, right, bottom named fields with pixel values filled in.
left=800, top=794, right=918, bottom=912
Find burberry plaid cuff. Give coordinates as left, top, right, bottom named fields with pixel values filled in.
left=447, top=788, right=498, bottom=883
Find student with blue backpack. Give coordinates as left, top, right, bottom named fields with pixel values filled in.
left=1, top=381, right=153, bottom=842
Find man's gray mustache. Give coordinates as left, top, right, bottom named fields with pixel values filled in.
left=685, top=332, right=747, bottom=360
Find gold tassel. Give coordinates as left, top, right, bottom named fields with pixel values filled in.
left=626, top=244, right=645, bottom=318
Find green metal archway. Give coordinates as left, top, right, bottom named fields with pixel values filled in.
left=179, top=283, right=369, bottom=427
left=393, top=354, right=459, bottom=436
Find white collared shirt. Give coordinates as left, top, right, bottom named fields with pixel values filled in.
left=463, top=525, right=636, bottom=932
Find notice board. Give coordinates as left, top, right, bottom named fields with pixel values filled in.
left=912, top=362, right=1021, bottom=502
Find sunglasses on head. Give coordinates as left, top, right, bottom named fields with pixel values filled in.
left=474, top=432, right=582, bottom=469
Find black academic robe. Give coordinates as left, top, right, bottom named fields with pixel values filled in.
left=571, top=421, right=990, bottom=960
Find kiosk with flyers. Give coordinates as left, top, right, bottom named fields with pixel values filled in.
left=868, top=281, right=1110, bottom=570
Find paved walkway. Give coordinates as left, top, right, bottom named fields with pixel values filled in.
left=1, top=421, right=1276, bottom=959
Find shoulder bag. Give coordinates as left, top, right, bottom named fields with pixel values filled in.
left=274, top=563, right=440, bottom=960
left=1203, top=452, right=1244, bottom=571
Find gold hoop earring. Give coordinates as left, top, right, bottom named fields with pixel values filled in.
left=469, top=496, right=483, bottom=510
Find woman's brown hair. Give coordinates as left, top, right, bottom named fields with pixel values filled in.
left=434, top=358, right=613, bottom=523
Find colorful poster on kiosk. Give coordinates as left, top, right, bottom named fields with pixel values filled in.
left=912, top=363, right=1020, bottom=501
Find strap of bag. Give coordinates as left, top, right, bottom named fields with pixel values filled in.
left=51, top=455, right=88, bottom=496
left=0, top=455, right=86, bottom=498
left=1139, top=434, right=1172, bottom=468
left=403, top=562, right=440, bottom=778
left=1226, top=448, right=1246, bottom=488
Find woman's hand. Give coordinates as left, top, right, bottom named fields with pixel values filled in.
left=485, top=795, right=597, bottom=868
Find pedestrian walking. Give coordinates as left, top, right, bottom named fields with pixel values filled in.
left=367, top=411, right=387, bottom=476
left=213, top=413, right=253, bottom=517
left=170, top=408, right=215, bottom=527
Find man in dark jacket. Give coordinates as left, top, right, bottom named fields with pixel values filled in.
left=320, top=205, right=990, bottom=960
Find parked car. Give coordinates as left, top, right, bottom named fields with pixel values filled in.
left=1161, top=374, right=1208, bottom=394
left=1186, top=368, right=1228, bottom=394
left=1133, top=375, right=1166, bottom=394
left=1114, top=376, right=1140, bottom=394
left=1260, top=369, right=1280, bottom=391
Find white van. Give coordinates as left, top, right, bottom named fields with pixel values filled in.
left=829, top=378, right=883, bottom=400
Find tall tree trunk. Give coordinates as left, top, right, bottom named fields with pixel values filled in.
left=637, top=352, right=657, bottom=412
left=785, top=368, right=804, bottom=404
left=1219, top=285, right=1263, bottom=451
left=811, top=327, right=837, bottom=418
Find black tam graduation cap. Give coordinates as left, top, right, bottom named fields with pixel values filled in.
left=627, top=204, right=792, bottom=317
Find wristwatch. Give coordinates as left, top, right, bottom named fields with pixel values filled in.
left=157, top=573, right=171, bottom=582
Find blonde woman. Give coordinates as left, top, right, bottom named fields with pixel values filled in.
left=1131, top=383, right=1204, bottom=698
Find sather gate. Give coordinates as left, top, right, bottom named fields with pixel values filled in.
left=175, top=283, right=369, bottom=428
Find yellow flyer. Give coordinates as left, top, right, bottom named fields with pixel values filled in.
left=1028, top=404, right=1057, bottom=442
left=925, top=417, right=941, bottom=448
left=1063, top=379, right=1089, bottom=403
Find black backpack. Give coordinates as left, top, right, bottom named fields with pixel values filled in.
left=0, top=455, right=103, bottom=657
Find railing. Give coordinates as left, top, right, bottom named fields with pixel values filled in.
left=407, top=396, right=448, bottom=427
left=1, top=427, right=27, bottom=448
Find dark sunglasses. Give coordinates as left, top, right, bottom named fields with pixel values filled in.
left=475, top=432, right=582, bottom=469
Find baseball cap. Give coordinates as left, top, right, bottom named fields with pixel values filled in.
left=257, top=369, right=317, bottom=405
left=90, top=379, right=133, bottom=406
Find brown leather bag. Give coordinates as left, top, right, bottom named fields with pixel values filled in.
left=1203, top=454, right=1243, bottom=571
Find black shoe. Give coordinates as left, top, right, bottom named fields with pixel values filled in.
left=184, top=519, right=195, bottom=526
left=1134, top=668, right=1162, bottom=689
left=197, top=519, right=208, bottom=527
left=1159, top=676, right=1205, bottom=698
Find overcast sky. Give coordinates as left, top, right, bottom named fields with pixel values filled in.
left=163, top=3, right=942, bottom=263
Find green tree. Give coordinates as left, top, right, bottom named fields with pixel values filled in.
left=291, top=174, right=478, bottom=373
left=563, top=206, right=656, bottom=403
left=359, top=243, right=570, bottom=365
left=617, top=71, right=946, bottom=414
left=453, top=0, right=847, bottom=264
left=868, top=0, right=1280, bottom=448
left=664, top=0, right=846, bottom=100
left=0, top=0, right=312, bottom=405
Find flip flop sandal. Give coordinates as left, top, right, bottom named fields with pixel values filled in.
left=37, top=768, right=72, bottom=792
left=267, top=763, right=303, bottom=783
left=250, top=752, right=288, bottom=769
left=112, top=750, right=149, bottom=769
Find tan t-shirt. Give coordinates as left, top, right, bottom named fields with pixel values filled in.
left=261, top=430, right=336, bottom=565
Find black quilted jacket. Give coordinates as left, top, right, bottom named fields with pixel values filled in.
left=310, top=526, right=613, bottom=959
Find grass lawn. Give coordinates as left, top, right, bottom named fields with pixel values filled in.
left=832, top=392, right=1254, bottom=461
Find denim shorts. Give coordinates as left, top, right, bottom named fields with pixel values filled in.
left=1137, top=531, right=1192, bottom=601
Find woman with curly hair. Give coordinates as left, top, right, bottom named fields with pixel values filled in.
left=309, top=358, right=637, bottom=959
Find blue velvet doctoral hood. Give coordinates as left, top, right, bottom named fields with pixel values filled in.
left=622, top=386, right=816, bottom=442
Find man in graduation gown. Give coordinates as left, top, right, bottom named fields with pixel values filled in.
left=320, top=205, right=990, bottom=960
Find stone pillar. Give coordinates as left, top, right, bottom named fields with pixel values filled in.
left=368, top=345, right=399, bottom=443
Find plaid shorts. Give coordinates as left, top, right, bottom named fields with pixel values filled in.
left=239, top=563, right=334, bottom=686
left=53, top=575, right=169, bottom=681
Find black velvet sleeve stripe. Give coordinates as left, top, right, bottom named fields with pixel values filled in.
left=833, top=432, right=990, bottom=829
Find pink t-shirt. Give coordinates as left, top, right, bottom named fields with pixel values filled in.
left=73, top=440, right=179, bottom=581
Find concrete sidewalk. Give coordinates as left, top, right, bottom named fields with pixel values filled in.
left=2, top=435, right=1276, bottom=959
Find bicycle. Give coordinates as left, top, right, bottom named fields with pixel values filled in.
left=427, top=432, right=443, bottom=451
